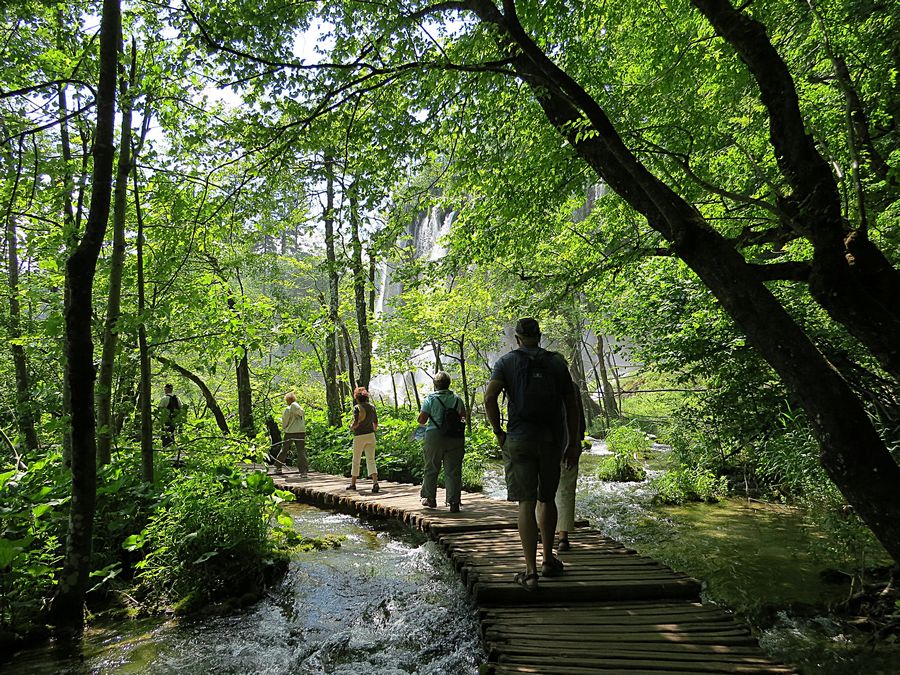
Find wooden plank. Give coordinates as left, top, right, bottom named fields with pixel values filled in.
left=473, top=579, right=702, bottom=604
left=492, top=655, right=795, bottom=674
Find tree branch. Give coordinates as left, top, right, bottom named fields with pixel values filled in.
left=750, top=260, right=811, bottom=282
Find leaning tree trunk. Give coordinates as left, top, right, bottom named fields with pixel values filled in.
left=691, top=0, right=900, bottom=383
left=340, top=321, right=357, bottom=392
left=323, top=156, right=342, bottom=426
left=155, top=356, right=230, bottom=434
left=97, top=39, right=135, bottom=465
left=472, top=0, right=900, bottom=562
left=3, top=138, right=39, bottom=453
left=49, top=0, right=120, bottom=633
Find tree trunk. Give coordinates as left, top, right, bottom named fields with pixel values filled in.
left=133, top=165, right=153, bottom=483
left=431, top=340, right=443, bottom=372
left=97, top=39, right=135, bottom=465
left=336, top=329, right=350, bottom=402
left=340, top=321, right=357, bottom=392
left=264, top=415, right=281, bottom=463
left=49, top=0, right=120, bottom=633
left=323, top=156, right=342, bottom=426
left=155, top=356, right=230, bottom=434
left=596, top=335, right=619, bottom=420
left=368, top=253, right=377, bottom=316
left=236, top=347, right=254, bottom=436
left=409, top=371, right=421, bottom=410
left=390, top=372, right=399, bottom=413
left=349, top=187, right=372, bottom=388
left=58, top=67, right=78, bottom=469
left=458, top=340, right=472, bottom=432
left=3, top=140, right=39, bottom=453
left=563, top=313, right=600, bottom=426
left=112, top=357, right=137, bottom=437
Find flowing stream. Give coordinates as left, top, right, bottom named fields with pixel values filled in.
left=8, top=505, right=485, bottom=674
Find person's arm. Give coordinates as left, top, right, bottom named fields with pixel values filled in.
left=562, top=373, right=582, bottom=469
left=456, top=395, right=468, bottom=422
left=372, top=406, right=378, bottom=431
left=484, top=379, right=506, bottom=447
left=349, top=406, right=359, bottom=430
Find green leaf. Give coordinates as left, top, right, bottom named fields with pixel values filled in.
left=0, top=536, right=32, bottom=568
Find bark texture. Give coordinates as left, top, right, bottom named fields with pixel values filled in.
left=3, top=140, right=40, bottom=453
left=323, top=157, right=343, bottom=426
left=97, top=40, right=135, bottom=465
left=49, top=0, right=120, bottom=632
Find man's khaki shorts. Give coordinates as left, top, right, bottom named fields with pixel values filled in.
left=502, top=436, right=562, bottom=502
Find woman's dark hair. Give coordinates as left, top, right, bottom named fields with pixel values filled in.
left=353, top=386, right=370, bottom=403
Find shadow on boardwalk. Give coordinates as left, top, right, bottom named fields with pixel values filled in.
left=248, top=466, right=795, bottom=674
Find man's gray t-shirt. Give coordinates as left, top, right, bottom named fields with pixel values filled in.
left=490, top=347, right=573, bottom=441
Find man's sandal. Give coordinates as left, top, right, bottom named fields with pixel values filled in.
left=541, top=555, right=565, bottom=577
left=514, top=571, right=539, bottom=591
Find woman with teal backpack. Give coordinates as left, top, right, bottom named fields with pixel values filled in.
left=417, top=371, right=467, bottom=512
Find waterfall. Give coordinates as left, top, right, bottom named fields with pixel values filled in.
left=369, top=186, right=635, bottom=407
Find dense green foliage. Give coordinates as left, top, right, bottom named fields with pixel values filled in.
left=596, top=425, right=648, bottom=483
left=650, top=468, right=729, bottom=506
left=125, top=467, right=295, bottom=612
left=0, top=445, right=295, bottom=639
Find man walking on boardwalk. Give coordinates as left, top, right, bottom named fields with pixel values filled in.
left=484, top=318, right=582, bottom=591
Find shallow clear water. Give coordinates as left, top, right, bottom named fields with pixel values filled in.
left=8, top=504, right=485, bottom=675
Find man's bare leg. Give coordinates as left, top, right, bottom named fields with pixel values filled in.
left=517, top=499, right=539, bottom=575
left=536, top=500, right=558, bottom=563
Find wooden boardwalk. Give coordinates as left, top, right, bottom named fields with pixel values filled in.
left=256, top=467, right=794, bottom=673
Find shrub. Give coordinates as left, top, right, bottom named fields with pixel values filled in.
left=596, top=425, right=648, bottom=482
left=0, top=454, right=67, bottom=639
left=650, top=467, right=728, bottom=505
left=127, top=466, right=294, bottom=611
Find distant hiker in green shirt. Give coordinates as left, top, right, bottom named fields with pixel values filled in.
left=418, top=371, right=467, bottom=513
left=158, top=383, right=181, bottom=448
